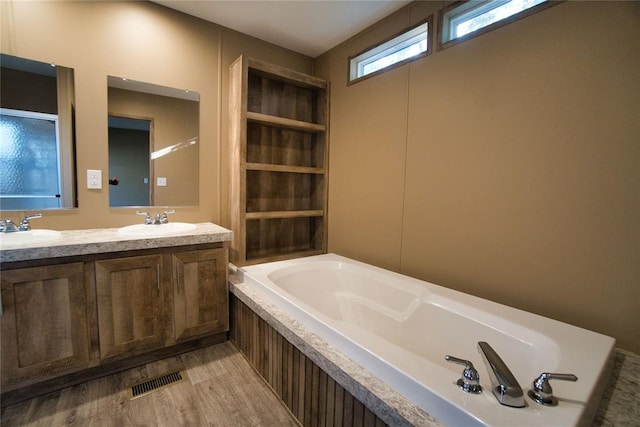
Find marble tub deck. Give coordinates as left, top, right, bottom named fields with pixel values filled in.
left=230, top=275, right=640, bottom=427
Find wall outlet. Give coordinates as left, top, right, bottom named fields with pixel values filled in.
left=87, top=169, right=102, bottom=189
left=157, top=177, right=167, bottom=187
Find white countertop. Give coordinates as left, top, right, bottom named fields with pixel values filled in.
left=0, top=222, right=232, bottom=263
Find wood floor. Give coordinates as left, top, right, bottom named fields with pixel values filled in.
left=1, top=341, right=301, bottom=426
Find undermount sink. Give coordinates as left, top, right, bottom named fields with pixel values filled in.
left=117, top=222, right=197, bottom=237
left=0, top=229, right=62, bottom=247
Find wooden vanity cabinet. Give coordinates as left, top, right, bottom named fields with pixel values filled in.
left=94, top=247, right=229, bottom=359
left=1, top=242, right=229, bottom=402
left=0, top=262, right=94, bottom=391
left=95, top=254, right=166, bottom=360
left=171, top=247, right=228, bottom=342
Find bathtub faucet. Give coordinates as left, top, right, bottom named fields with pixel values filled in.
left=445, top=355, right=483, bottom=394
left=477, top=341, right=525, bottom=408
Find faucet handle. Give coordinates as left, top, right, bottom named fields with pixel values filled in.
left=0, top=219, right=15, bottom=232
left=445, top=355, right=483, bottom=394
left=19, top=213, right=42, bottom=231
left=136, top=211, right=153, bottom=224
left=160, top=209, right=175, bottom=224
left=528, top=372, right=578, bottom=406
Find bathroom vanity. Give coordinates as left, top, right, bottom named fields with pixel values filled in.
left=0, top=222, right=231, bottom=406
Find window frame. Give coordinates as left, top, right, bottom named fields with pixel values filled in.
left=437, top=0, right=558, bottom=51
left=0, top=107, right=63, bottom=209
left=348, top=16, right=433, bottom=86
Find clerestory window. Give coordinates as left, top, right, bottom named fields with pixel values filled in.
left=439, top=0, right=551, bottom=50
left=349, top=18, right=432, bottom=84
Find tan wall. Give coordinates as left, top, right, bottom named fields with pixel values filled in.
left=0, top=0, right=312, bottom=228
left=315, top=1, right=640, bottom=353
left=2, top=1, right=638, bottom=353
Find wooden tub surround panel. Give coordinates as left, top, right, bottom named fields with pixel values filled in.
left=230, top=295, right=388, bottom=427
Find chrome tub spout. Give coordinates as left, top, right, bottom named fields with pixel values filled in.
left=478, top=341, right=525, bottom=408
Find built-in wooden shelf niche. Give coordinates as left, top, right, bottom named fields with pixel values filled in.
left=229, top=56, right=329, bottom=266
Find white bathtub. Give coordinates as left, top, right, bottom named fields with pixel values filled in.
left=239, top=253, right=615, bottom=426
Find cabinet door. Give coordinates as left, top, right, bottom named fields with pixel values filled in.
left=0, top=263, right=90, bottom=389
left=172, top=248, right=228, bottom=342
left=95, top=255, right=164, bottom=360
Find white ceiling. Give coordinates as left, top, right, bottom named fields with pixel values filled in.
left=152, top=1, right=411, bottom=58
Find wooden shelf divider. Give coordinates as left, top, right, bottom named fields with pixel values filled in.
left=245, top=210, right=324, bottom=220
left=246, top=163, right=324, bottom=174
left=247, top=111, right=325, bottom=133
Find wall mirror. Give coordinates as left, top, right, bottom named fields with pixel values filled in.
left=107, top=76, right=199, bottom=208
left=0, top=53, right=77, bottom=210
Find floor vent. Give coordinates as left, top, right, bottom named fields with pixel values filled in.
left=128, top=370, right=187, bottom=399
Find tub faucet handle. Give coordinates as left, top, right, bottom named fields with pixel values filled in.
left=445, top=355, right=483, bottom=394
left=528, top=372, right=578, bottom=406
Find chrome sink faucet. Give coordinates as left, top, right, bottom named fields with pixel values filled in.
left=0, top=214, right=42, bottom=232
left=478, top=341, right=526, bottom=408
left=0, top=219, right=18, bottom=232
left=136, top=209, right=175, bottom=225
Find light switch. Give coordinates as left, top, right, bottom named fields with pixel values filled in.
left=157, top=177, right=167, bottom=186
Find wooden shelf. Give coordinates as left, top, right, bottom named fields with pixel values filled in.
left=246, top=57, right=327, bottom=90
left=246, top=123, right=324, bottom=169
left=245, top=210, right=324, bottom=220
left=247, top=111, right=325, bottom=133
left=246, top=163, right=324, bottom=174
left=229, top=55, right=329, bottom=266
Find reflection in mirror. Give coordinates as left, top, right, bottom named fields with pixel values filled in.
left=0, top=54, right=77, bottom=210
left=108, top=116, right=152, bottom=206
left=107, top=76, right=199, bottom=208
